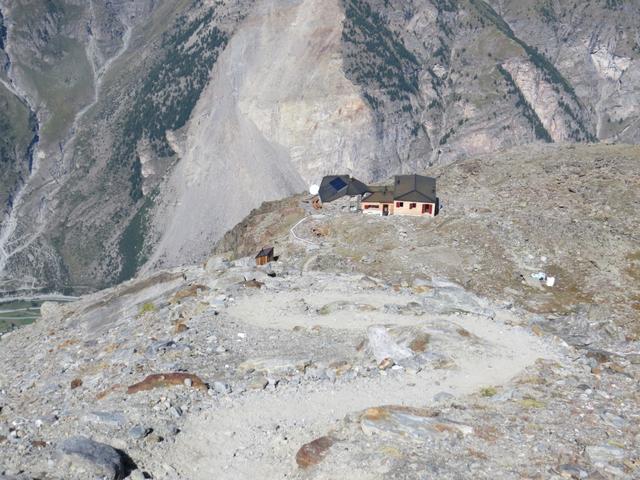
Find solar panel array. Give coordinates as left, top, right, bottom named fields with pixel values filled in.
left=329, top=177, right=348, bottom=191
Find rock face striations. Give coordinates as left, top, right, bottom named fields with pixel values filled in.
left=0, top=0, right=639, bottom=293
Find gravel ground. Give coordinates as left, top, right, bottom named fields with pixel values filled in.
left=1, top=144, right=638, bottom=479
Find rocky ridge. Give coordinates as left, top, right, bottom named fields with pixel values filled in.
left=0, top=144, right=638, bottom=479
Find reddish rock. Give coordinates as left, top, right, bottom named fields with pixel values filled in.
left=127, top=373, right=207, bottom=394
left=171, top=284, right=209, bottom=303
left=296, top=436, right=335, bottom=469
left=408, top=332, right=431, bottom=353
left=70, top=378, right=83, bottom=389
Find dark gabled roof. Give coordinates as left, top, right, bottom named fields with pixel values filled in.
left=393, top=175, right=437, bottom=203
left=362, top=188, right=394, bottom=204
left=346, top=178, right=370, bottom=196
left=256, top=246, right=274, bottom=258
left=318, top=175, right=371, bottom=202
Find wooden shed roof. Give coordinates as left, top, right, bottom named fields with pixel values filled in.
left=255, top=246, right=274, bottom=258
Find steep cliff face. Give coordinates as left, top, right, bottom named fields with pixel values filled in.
left=0, top=0, right=638, bottom=294
left=146, top=0, right=382, bottom=269
left=493, top=0, right=640, bottom=142
left=339, top=0, right=621, bottom=165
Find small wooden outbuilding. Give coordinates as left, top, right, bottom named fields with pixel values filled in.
left=255, top=246, right=275, bottom=266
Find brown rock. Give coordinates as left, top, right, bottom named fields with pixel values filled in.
left=31, top=440, right=47, bottom=448
left=329, top=360, right=352, bottom=376
left=171, top=284, right=209, bottom=303
left=127, top=373, right=207, bottom=394
left=607, top=363, right=630, bottom=376
left=408, top=332, right=430, bottom=353
left=378, top=357, right=395, bottom=370
left=531, top=325, right=544, bottom=336
left=363, top=406, right=393, bottom=422
left=296, top=436, right=335, bottom=469
left=586, top=349, right=613, bottom=364
left=457, top=328, right=471, bottom=337
left=70, top=378, right=83, bottom=389
left=57, top=338, right=80, bottom=350
left=175, top=323, right=188, bottom=333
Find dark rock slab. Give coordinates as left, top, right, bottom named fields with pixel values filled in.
left=59, top=436, right=126, bottom=480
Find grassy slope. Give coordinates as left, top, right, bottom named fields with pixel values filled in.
left=9, top=1, right=94, bottom=144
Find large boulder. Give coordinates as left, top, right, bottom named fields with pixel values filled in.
left=366, top=326, right=414, bottom=364
left=422, top=280, right=495, bottom=317
left=59, top=436, right=127, bottom=480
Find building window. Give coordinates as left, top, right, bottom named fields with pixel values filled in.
left=365, top=204, right=379, bottom=209
left=422, top=204, right=432, bottom=214
left=396, top=202, right=404, bottom=207
left=410, top=203, right=416, bottom=209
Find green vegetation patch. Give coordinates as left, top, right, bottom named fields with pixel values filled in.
left=342, top=0, right=421, bottom=109
left=519, top=398, right=546, bottom=409
left=0, top=84, right=37, bottom=207
left=480, top=386, right=498, bottom=397
left=497, top=65, right=552, bottom=142
left=112, top=7, right=229, bottom=201
left=117, top=193, right=155, bottom=284
left=0, top=300, right=43, bottom=333
left=108, top=5, right=230, bottom=282
left=0, top=9, right=6, bottom=50
left=11, top=1, right=94, bottom=142
left=137, top=302, right=157, bottom=316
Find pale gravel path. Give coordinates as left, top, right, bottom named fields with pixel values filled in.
left=166, top=286, right=562, bottom=479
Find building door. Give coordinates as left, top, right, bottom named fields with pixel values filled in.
left=382, top=204, right=389, bottom=216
